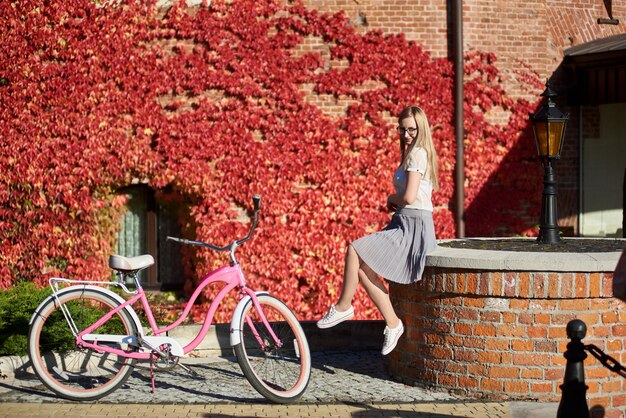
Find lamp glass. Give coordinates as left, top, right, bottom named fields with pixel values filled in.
left=533, top=120, right=566, bottom=158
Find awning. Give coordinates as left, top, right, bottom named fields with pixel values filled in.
left=563, top=33, right=626, bottom=105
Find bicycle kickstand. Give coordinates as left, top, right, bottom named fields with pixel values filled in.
left=149, top=352, right=156, bottom=394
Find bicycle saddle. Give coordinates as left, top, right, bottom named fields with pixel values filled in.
left=109, top=254, right=155, bottom=272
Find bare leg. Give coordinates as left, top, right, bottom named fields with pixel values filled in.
left=358, top=264, right=401, bottom=328
left=336, top=245, right=360, bottom=312
left=336, top=245, right=400, bottom=328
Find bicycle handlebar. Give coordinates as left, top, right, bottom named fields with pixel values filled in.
left=167, top=195, right=261, bottom=252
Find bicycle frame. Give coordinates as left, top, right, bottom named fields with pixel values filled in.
left=55, top=263, right=281, bottom=360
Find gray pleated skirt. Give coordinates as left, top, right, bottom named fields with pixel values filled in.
left=351, top=208, right=437, bottom=284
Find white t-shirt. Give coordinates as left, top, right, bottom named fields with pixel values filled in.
left=392, top=147, right=433, bottom=211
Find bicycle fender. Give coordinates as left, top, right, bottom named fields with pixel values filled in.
left=29, top=285, right=145, bottom=338
left=230, top=291, right=270, bottom=347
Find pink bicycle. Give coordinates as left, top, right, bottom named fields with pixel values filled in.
left=27, top=195, right=311, bottom=403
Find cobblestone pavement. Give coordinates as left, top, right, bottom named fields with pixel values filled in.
left=0, top=350, right=557, bottom=417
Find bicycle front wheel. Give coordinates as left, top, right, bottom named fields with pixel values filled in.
left=233, top=294, right=311, bottom=403
left=28, top=287, right=138, bottom=401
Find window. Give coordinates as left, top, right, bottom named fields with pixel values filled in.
left=116, top=185, right=185, bottom=290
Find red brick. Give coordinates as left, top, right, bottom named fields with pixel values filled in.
left=519, top=312, right=533, bottom=324
left=432, top=346, right=453, bottom=358
left=503, top=380, right=529, bottom=393
left=434, top=270, right=445, bottom=292
left=589, top=272, right=601, bottom=297
left=468, top=363, right=488, bottom=376
left=547, top=273, right=560, bottom=298
left=587, top=366, right=610, bottom=379
left=455, top=349, right=478, bottom=362
left=535, top=340, right=557, bottom=353
left=491, top=272, right=503, bottom=295
left=438, top=373, right=457, bottom=387
left=446, top=296, right=464, bottom=307
left=502, top=312, right=516, bottom=324
left=552, top=353, right=567, bottom=367
left=458, top=375, right=479, bottom=389
left=444, top=272, right=456, bottom=293
left=463, top=297, right=485, bottom=308
left=518, top=271, right=531, bottom=297
left=509, top=299, right=529, bottom=310
left=455, top=271, right=466, bottom=294
left=431, top=320, right=452, bottom=333
left=592, top=325, right=611, bottom=338
left=533, top=272, right=546, bottom=297
left=575, top=273, right=589, bottom=297
left=478, top=351, right=503, bottom=363
left=425, top=333, right=444, bottom=345
left=474, top=323, right=496, bottom=337
left=545, top=367, right=565, bottom=381
left=513, top=353, right=550, bottom=366
left=489, top=366, right=520, bottom=379
left=561, top=272, right=574, bottom=298
left=511, top=339, right=533, bottom=351
left=521, top=368, right=543, bottom=379
left=442, top=334, right=464, bottom=347
left=423, top=358, right=445, bottom=372
left=467, top=272, right=479, bottom=293
left=559, top=299, right=591, bottom=311
left=586, top=381, right=600, bottom=394
left=601, top=379, right=622, bottom=393
left=531, top=382, right=554, bottom=393
left=548, top=325, right=567, bottom=339
left=480, top=311, right=501, bottom=322
left=463, top=336, right=485, bottom=349
left=528, top=325, right=548, bottom=338
left=577, top=312, right=600, bottom=325
left=601, top=272, right=613, bottom=297
left=611, top=325, right=626, bottom=337
left=504, top=272, right=517, bottom=297
left=607, top=339, right=623, bottom=352
left=612, top=394, right=626, bottom=407
left=445, top=362, right=468, bottom=375
left=497, top=324, right=526, bottom=337
left=454, top=323, right=473, bottom=336
left=457, top=307, right=480, bottom=321
left=480, top=378, right=504, bottom=392
left=479, top=272, right=490, bottom=295
left=534, top=313, right=550, bottom=324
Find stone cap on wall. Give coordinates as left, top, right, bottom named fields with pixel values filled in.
left=427, top=238, right=625, bottom=272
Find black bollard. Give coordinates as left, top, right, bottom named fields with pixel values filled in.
left=556, top=319, right=589, bottom=418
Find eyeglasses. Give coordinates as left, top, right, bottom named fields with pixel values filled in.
left=397, top=126, right=417, bottom=136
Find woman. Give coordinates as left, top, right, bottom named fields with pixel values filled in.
left=317, top=105, right=439, bottom=355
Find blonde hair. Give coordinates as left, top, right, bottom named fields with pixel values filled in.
left=398, top=106, right=439, bottom=190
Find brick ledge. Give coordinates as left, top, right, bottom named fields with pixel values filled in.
left=428, top=238, right=623, bottom=272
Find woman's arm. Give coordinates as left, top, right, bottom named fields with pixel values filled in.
left=387, top=171, right=422, bottom=208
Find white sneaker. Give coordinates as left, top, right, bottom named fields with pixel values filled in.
left=381, top=321, right=404, bottom=355
left=316, top=305, right=354, bottom=329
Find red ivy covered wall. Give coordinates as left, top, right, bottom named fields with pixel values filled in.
left=0, top=0, right=541, bottom=321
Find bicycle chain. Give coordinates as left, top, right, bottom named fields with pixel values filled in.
left=585, top=344, right=626, bottom=379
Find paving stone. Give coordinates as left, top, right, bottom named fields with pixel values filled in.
left=0, top=350, right=557, bottom=417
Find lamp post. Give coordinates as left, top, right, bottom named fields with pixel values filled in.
left=529, top=81, right=569, bottom=244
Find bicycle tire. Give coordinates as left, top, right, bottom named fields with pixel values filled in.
left=233, top=294, right=311, bottom=403
left=28, top=287, right=138, bottom=401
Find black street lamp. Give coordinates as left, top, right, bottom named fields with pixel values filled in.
left=529, top=81, right=570, bottom=244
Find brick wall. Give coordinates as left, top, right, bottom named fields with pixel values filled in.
left=300, top=0, right=626, bottom=234
left=389, top=266, right=626, bottom=418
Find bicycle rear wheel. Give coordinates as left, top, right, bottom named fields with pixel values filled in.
left=28, top=287, right=138, bottom=401
left=233, top=294, right=311, bottom=403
